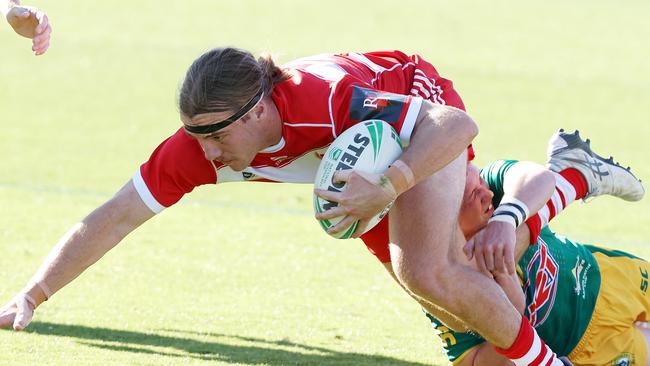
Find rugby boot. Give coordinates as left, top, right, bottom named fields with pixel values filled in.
left=546, top=129, right=645, bottom=201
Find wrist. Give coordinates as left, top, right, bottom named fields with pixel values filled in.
left=384, top=160, right=415, bottom=196
left=21, top=281, right=51, bottom=308
left=489, top=197, right=530, bottom=229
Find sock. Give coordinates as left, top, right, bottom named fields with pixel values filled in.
left=558, top=168, right=588, bottom=200
left=525, top=168, right=588, bottom=244
left=495, top=315, right=565, bottom=366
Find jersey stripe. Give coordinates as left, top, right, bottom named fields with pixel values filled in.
left=132, top=169, right=166, bottom=213
left=399, top=96, right=422, bottom=146
left=347, top=52, right=388, bottom=73
left=328, top=81, right=338, bottom=137
left=283, top=123, right=333, bottom=128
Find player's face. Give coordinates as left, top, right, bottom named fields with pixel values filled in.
left=183, top=104, right=272, bottom=171
left=458, top=163, right=495, bottom=239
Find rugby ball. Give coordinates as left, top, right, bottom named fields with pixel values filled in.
left=314, top=120, right=403, bottom=239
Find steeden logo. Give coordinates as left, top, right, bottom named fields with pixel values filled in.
left=328, top=148, right=343, bottom=161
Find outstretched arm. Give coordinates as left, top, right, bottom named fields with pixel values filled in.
left=2, top=0, right=51, bottom=55
left=0, top=180, right=155, bottom=330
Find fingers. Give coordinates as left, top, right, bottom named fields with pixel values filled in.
left=314, top=188, right=340, bottom=203
left=332, top=169, right=352, bottom=184
left=483, top=247, right=495, bottom=273
left=32, top=13, right=51, bottom=55
left=32, top=30, right=51, bottom=55
left=463, top=240, right=475, bottom=260
left=35, top=12, right=48, bottom=33
left=32, top=40, right=49, bottom=55
left=493, top=246, right=506, bottom=274
left=0, top=308, right=16, bottom=328
left=327, top=215, right=357, bottom=236
left=13, top=296, right=34, bottom=331
left=315, top=206, right=346, bottom=221
left=351, top=218, right=369, bottom=238
left=504, top=243, right=516, bottom=274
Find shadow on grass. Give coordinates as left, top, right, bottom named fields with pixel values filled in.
left=9, top=322, right=431, bottom=365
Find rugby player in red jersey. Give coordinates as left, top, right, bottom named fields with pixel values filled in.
left=3, top=47, right=630, bottom=366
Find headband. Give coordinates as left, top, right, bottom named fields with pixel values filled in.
left=183, top=87, right=265, bottom=135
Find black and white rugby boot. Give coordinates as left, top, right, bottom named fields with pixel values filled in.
left=546, top=129, right=645, bottom=202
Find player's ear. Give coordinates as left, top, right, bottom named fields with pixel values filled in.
left=253, top=98, right=268, bottom=119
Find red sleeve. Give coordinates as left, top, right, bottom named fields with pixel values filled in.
left=331, top=78, right=423, bottom=145
left=133, top=128, right=217, bottom=212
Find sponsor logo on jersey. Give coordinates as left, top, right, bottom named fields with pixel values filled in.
left=349, top=86, right=407, bottom=124
left=242, top=171, right=257, bottom=180
left=321, top=133, right=370, bottom=211
left=524, top=240, right=559, bottom=327
left=572, top=256, right=591, bottom=299
left=363, top=96, right=391, bottom=110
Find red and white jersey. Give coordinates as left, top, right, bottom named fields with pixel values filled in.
left=133, top=50, right=464, bottom=214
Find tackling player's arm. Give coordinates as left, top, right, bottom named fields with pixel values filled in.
left=0, top=180, right=155, bottom=330
left=451, top=227, right=532, bottom=366
left=467, top=161, right=555, bottom=275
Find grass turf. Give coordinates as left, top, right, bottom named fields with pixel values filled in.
left=1, top=0, right=649, bottom=365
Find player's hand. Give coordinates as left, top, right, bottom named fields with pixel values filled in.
left=314, top=169, right=396, bottom=238
left=463, top=220, right=516, bottom=275
left=0, top=293, right=37, bottom=331
left=6, top=5, right=51, bottom=55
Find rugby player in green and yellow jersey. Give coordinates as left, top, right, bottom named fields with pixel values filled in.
left=428, top=130, right=648, bottom=366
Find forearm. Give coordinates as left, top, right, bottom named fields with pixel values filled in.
left=22, top=181, right=154, bottom=306
left=385, top=104, right=478, bottom=194
left=502, top=162, right=556, bottom=219
left=26, top=213, right=133, bottom=304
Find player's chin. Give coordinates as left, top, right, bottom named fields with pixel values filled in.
left=228, top=163, right=245, bottom=171
left=228, top=160, right=249, bottom=172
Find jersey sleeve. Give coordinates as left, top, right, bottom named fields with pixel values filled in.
left=331, top=78, right=423, bottom=146
left=425, top=312, right=485, bottom=364
left=133, top=128, right=217, bottom=213
left=479, top=159, right=519, bottom=208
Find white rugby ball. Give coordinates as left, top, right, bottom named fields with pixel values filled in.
left=314, top=120, right=403, bottom=239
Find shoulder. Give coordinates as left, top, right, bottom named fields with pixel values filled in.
left=138, top=128, right=217, bottom=206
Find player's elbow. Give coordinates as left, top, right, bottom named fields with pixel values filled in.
left=457, top=111, right=479, bottom=146
left=436, top=106, right=479, bottom=147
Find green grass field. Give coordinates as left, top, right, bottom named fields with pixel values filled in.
left=1, top=1, right=649, bottom=365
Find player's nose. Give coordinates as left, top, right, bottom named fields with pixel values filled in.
left=201, top=142, right=223, bottom=161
